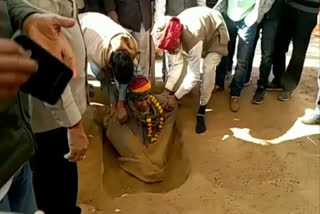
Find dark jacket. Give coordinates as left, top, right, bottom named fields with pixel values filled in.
left=80, top=0, right=108, bottom=14
left=0, top=0, right=36, bottom=187
left=105, top=0, right=152, bottom=32
left=166, top=0, right=198, bottom=16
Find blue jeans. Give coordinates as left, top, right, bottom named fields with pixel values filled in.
left=0, top=163, right=37, bottom=214
left=246, top=0, right=283, bottom=87
left=90, top=62, right=127, bottom=105
left=216, top=15, right=257, bottom=96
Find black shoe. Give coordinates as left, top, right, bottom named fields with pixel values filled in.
left=267, top=82, right=282, bottom=91
left=252, top=87, right=266, bottom=104
left=196, top=114, right=207, bottom=134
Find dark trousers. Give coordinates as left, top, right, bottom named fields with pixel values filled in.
left=216, top=15, right=257, bottom=96
left=273, top=4, right=317, bottom=91
left=30, top=127, right=81, bottom=214
left=246, top=0, right=283, bottom=87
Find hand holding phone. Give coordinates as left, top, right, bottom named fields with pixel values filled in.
left=13, top=33, right=73, bottom=105
left=0, top=39, right=38, bottom=99
left=22, top=13, right=77, bottom=77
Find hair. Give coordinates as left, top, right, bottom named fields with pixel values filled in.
left=110, top=49, right=134, bottom=84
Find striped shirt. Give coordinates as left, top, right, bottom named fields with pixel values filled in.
left=287, top=0, right=319, bottom=14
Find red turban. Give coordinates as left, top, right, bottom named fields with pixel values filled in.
left=156, top=17, right=184, bottom=51
left=128, top=76, right=152, bottom=100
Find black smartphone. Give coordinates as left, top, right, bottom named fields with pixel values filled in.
left=12, top=32, right=73, bottom=105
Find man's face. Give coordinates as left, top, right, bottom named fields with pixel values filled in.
left=135, top=96, right=151, bottom=113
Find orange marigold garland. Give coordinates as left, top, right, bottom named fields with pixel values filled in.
left=146, top=95, right=165, bottom=143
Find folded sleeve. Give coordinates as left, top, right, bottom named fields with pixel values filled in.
left=174, top=41, right=203, bottom=99
left=7, top=0, right=38, bottom=30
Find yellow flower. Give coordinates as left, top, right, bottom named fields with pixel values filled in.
left=159, top=110, right=163, bottom=114
left=147, top=118, right=151, bottom=123
left=159, top=125, right=163, bottom=129
left=160, top=117, right=164, bottom=121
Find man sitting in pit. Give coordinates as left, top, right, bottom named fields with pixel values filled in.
left=79, top=12, right=140, bottom=123
left=103, top=76, right=177, bottom=183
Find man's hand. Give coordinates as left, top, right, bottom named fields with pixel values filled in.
left=23, top=13, right=77, bottom=77
left=166, top=94, right=178, bottom=111
left=117, top=100, right=128, bottom=124
left=65, top=121, right=89, bottom=162
left=108, top=10, right=120, bottom=24
left=0, top=39, right=38, bottom=99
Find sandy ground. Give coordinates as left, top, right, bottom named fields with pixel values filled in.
left=78, top=36, right=320, bottom=214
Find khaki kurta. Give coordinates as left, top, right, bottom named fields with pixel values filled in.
left=104, top=95, right=177, bottom=183
left=178, top=7, right=229, bottom=58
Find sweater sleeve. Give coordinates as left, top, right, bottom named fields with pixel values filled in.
left=7, top=0, right=38, bottom=31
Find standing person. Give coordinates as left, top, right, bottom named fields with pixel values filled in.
left=105, top=0, right=153, bottom=77
left=214, top=0, right=264, bottom=112
left=301, top=71, right=320, bottom=125
left=79, top=12, right=139, bottom=123
left=24, top=0, right=89, bottom=213
left=246, top=0, right=284, bottom=104
left=269, top=0, right=319, bottom=101
left=152, top=7, right=229, bottom=134
left=154, top=0, right=206, bottom=84
left=0, top=0, right=77, bottom=213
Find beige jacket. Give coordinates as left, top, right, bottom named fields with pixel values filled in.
left=178, top=7, right=229, bottom=58
left=79, top=12, right=139, bottom=70
left=24, top=0, right=88, bottom=133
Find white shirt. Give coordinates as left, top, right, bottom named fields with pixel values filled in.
left=0, top=178, right=13, bottom=201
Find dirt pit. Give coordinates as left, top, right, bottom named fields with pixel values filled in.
left=78, top=36, right=320, bottom=214
left=101, top=129, right=190, bottom=198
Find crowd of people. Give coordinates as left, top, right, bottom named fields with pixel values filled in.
left=0, top=0, right=319, bottom=213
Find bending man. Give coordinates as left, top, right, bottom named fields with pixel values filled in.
left=79, top=12, right=139, bottom=122
left=152, top=6, right=229, bottom=134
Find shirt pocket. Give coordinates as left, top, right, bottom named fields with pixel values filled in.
left=57, top=0, right=74, bottom=18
